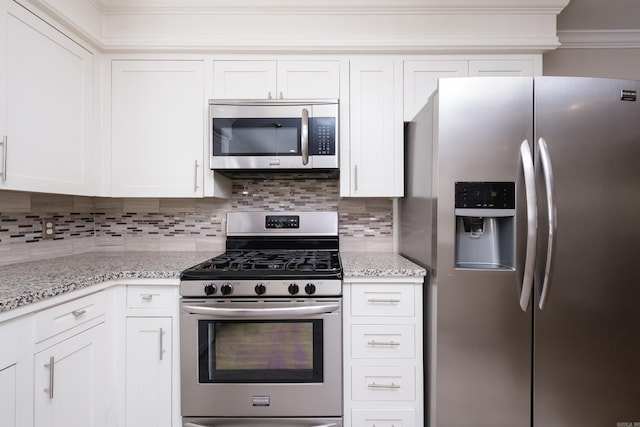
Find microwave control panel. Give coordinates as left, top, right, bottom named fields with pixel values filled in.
left=310, top=117, right=336, bottom=155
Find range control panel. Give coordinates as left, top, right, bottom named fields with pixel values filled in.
left=265, top=215, right=300, bottom=229
left=455, top=182, right=515, bottom=209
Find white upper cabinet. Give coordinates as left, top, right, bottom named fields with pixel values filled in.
left=403, top=57, right=539, bottom=122
left=0, top=2, right=96, bottom=195
left=213, top=60, right=340, bottom=99
left=110, top=60, right=210, bottom=197
left=345, top=58, right=404, bottom=197
left=213, top=60, right=277, bottom=99
left=403, top=60, right=469, bottom=121
left=469, top=59, right=537, bottom=76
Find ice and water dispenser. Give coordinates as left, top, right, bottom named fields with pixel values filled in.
left=454, top=182, right=515, bottom=270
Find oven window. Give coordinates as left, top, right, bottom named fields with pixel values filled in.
left=197, top=320, right=324, bottom=383
left=212, top=118, right=301, bottom=156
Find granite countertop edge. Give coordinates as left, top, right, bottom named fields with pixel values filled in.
left=0, top=250, right=426, bottom=315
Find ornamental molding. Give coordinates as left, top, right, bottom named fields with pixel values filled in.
left=558, top=30, right=640, bottom=49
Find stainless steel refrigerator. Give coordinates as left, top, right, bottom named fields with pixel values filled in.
left=399, top=76, right=640, bottom=427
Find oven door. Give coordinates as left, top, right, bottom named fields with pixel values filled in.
left=180, top=299, right=342, bottom=418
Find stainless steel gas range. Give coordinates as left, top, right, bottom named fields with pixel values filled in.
left=179, top=212, right=343, bottom=427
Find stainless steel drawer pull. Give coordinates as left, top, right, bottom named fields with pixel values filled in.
left=1, top=135, right=7, bottom=182
left=367, top=340, right=400, bottom=347
left=159, top=327, right=165, bottom=361
left=44, top=356, right=55, bottom=399
left=72, top=309, right=86, bottom=317
left=367, top=298, right=401, bottom=304
left=141, top=294, right=154, bottom=301
left=367, top=381, right=401, bottom=390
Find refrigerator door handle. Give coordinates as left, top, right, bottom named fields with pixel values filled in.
left=519, top=139, right=538, bottom=311
left=537, top=137, right=557, bottom=309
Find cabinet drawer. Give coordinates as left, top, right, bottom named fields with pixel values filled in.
left=35, top=291, right=106, bottom=343
left=126, top=286, right=174, bottom=310
left=352, top=409, right=416, bottom=427
left=350, top=285, right=415, bottom=317
left=351, top=366, right=416, bottom=401
left=351, top=324, right=415, bottom=359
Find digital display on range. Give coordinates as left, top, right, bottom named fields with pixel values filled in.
left=455, top=182, right=515, bottom=209
left=265, top=215, right=300, bottom=229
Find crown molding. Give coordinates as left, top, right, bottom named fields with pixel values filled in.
left=98, top=0, right=570, bottom=15
left=98, top=35, right=561, bottom=54
left=558, top=30, right=640, bottom=48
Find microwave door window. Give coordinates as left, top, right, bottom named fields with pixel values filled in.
left=212, top=118, right=300, bottom=156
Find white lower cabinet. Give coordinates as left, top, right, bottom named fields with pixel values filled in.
left=0, top=365, right=16, bottom=427
left=344, top=278, right=424, bottom=427
left=122, top=283, right=180, bottom=427
left=34, top=322, right=107, bottom=427
left=126, top=317, right=173, bottom=427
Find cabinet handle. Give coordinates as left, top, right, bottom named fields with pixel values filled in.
left=159, top=327, right=165, bottom=361
left=279, top=91, right=283, bottom=99
left=1, top=135, right=7, bottom=182
left=141, top=294, right=154, bottom=301
left=44, top=356, right=55, bottom=399
left=354, top=165, right=358, bottom=192
left=267, top=91, right=272, bottom=99
left=367, top=381, right=401, bottom=390
left=367, top=340, right=400, bottom=347
left=367, top=298, right=401, bottom=304
left=72, top=309, right=86, bottom=317
left=194, top=160, right=199, bottom=193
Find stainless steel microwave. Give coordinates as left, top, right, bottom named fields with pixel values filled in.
left=209, top=99, right=338, bottom=172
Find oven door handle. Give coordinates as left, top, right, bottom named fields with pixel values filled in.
left=182, top=302, right=341, bottom=318
left=185, top=424, right=337, bottom=427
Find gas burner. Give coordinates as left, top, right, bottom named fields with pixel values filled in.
left=180, top=212, right=342, bottom=298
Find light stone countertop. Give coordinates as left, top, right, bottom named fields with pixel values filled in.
left=0, top=251, right=214, bottom=314
left=341, top=251, right=427, bottom=278
left=0, top=250, right=426, bottom=315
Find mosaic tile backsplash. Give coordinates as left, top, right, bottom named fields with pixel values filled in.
left=0, top=179, right=393, bottom=265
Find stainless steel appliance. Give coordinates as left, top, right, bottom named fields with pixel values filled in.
left=180, top=211, right=343, bottom=427
left=400, top=76, right=640, bottom=427
left=209, top=99, right=338, bottom=173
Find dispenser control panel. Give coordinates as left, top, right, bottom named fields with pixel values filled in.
left=455, top=182, right=515, bottom=209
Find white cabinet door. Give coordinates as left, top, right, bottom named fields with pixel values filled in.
left=347, top=59, right=403, bottom=197
left=126, top=317, right=172, bottom=427
left=276, top=60, right=340, bottom=99
left=403, top=60, right=468, bottom=121
left=469, top=59, right=535, bottom=76
left=34, top=323, right=106, bottom=427
left=0, top=365, right=16, bottom=427
left=1, top=2, right=95, bottom=195
left=111, top=60, right=205, bottom=197
left=213, top=60, right=340, bottom=100
left=213, top=60, right=277, bottom=99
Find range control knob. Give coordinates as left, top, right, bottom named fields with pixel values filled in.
left=304, top=283, right=316, bottom=295
left=255, top=283, right=266, bottom=295
left=220, top=283, right=233, bottom=296
left=204, top=283, right=217, bottom=296
left=288, top=283, right=299, bottom=295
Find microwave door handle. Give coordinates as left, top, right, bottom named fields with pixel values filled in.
left=301, top=108, right=309, bottom=165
